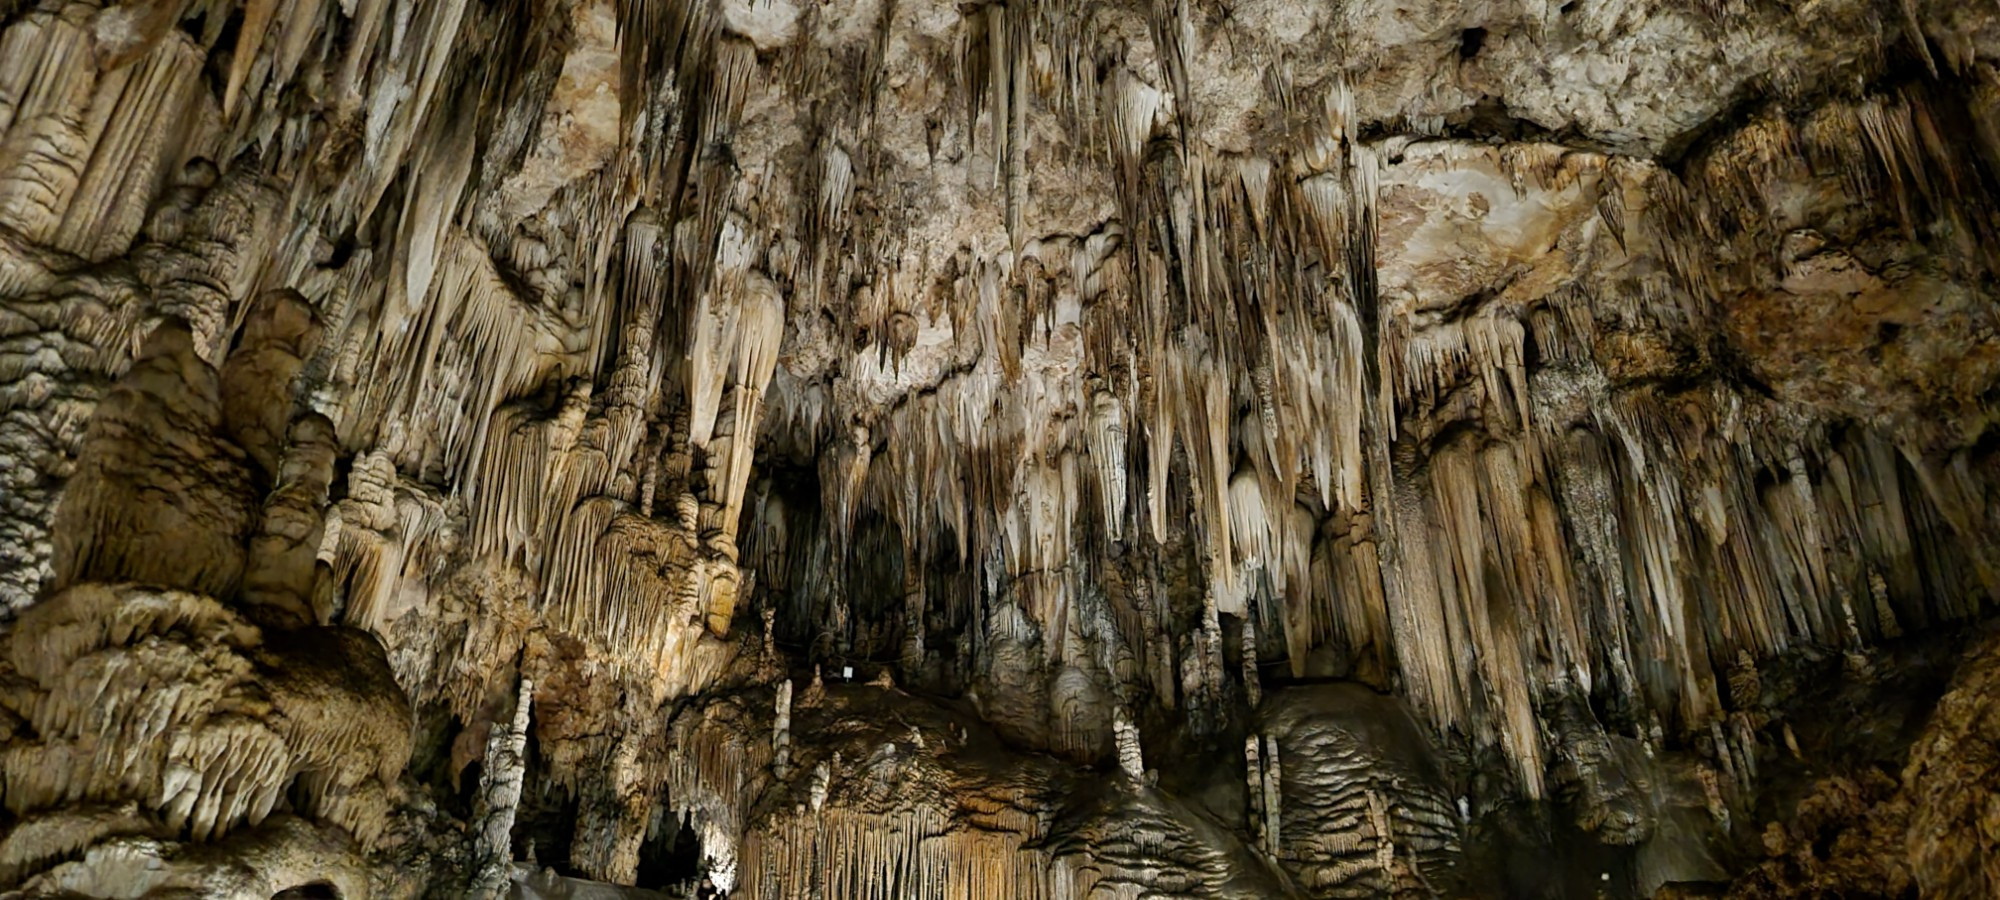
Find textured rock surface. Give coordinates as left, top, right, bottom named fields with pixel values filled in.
left=1253, top=685, right=1463, bottom=896
left=0, top=0, right=1996, bottom=895
left=1702, top=628, right=2000, bottom=899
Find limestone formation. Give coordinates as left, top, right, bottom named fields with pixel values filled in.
left=1, top=0, right=1998, bottom=895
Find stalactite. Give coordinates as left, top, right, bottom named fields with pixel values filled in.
left=1871, top=571, right=1903, bottom=640
left=1087, top=388, right=1128, bottom=542
left=1242, top=612, right=1262, bottom=711
left=0, top=5, right=207, bottom=263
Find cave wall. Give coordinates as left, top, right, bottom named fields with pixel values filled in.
left=0, top=0, right=1998, bottom=896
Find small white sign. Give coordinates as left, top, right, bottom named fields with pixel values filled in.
left=842, top=666, right=853, bottom=680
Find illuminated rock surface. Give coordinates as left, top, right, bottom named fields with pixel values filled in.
left=0, top=0, right=1997, bottom=896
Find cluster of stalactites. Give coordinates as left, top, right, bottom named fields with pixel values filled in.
left=319, top=190, right=788, bottom=705
left=0, top=4, right=289, bottom=615
left=741, top=74, right=1383, bottom=760
left=737, top=807, right=1053, bottom=900
left=8, top=11, right=1997, bottom=896
left=0, top=159, right=408, bottom=885
left=663, top=690, right=781, bottom=895
left=765, top=67, right=1997, bottom=804
left=0, top=3, right=209, bottom=265
left=282, top=39, right=803, bottom=871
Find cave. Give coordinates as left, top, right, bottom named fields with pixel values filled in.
left=1, top=0, right=1998, bottom=898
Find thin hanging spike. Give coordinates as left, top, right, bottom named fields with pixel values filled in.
left=1005, top=3, right=1029, bottom=255
left=987, top=3, right=1009, bottom=189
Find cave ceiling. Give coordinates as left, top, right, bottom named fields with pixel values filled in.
left=0, top=0, right=1999, bottom=897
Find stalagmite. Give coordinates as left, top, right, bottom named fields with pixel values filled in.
left=1263, top=735, right=1283, bottom=858
left=1699, top=766, right=1731, bottom=832
left=1246, top=735, right=1267, bottom=849
left=809, top=762, right=829, bottom=814
left=1114, top=710, right=1144, bottom=781
left=1367, top=789, right=1395, bottom=882
left=471, top=678, right=534, bottom=898
left=773, top=678, right=794, bottom=780
left=1871, top=571, right=1904, bottom=639
left=1191, top=589, right=1226, bottom=729
left=239, top=413, right=337, bottom=627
